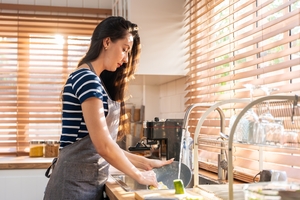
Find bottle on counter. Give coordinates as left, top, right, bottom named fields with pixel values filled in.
left=182, top=127, right=193, bottom=170
left=29, top=140, right=45, bottom=157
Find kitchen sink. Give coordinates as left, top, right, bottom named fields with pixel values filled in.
left=186, top=174, right=226, bottom=188
left=199, top=176, right=220, bottom=184
left=110, top=173, right=224, bottom=192
left=110, top=174, right=147, bottom=191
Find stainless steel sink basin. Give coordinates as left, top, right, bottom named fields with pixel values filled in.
left=110, top=173, right=224, bottom=192
left=199, top=176, right=219, bottom=184
left=110, top=174, right=147, bottom=191
left=186, top=174, right=226, bottom=188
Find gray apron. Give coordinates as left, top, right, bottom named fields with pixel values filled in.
left=43, top=94, right=120, bottom=200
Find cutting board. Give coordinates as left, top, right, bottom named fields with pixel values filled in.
left=135, top=189, right=203, bottom=200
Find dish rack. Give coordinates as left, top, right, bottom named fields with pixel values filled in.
left=226, top=95, right=300, bottom=199
left=184, top=95, right=300, bottom=199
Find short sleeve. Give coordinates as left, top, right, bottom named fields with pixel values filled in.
left=71, top=69, right=105, bottom=103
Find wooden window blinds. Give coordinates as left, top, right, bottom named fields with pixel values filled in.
left=0, top=3, right=111, bottom=156
left=184, top=0, right=300, bottom=182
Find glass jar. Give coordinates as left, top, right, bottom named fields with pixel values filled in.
left=44, top=140, right=60, bottom=157
left=29, top=140, right=44, bottom=157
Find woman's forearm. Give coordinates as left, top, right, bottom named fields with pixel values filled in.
left=123, top=150, right=150, bottom=170
left=124, top=151, right=175, bottom=171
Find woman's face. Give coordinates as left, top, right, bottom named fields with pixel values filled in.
left=103, top=33, right=134, bottom=71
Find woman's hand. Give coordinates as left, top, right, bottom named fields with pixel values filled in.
left=144, top=158, right=174, bottom=171
left=137, top=158, right=174, bottom=187
left=136, top=170, right=158, bottom=187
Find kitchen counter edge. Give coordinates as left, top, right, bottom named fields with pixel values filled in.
left=0, top=156, right=53, bottom=169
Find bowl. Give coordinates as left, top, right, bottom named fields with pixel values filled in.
left=153, top=161, right=192, bottom=189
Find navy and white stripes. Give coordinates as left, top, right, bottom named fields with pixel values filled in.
left=59, top=68, right=108, bottom=149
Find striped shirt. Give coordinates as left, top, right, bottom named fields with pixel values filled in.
left=59, top=68, right=108, bottom=149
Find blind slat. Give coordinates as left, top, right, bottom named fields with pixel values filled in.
left=0, top=5, right=109, bottom=155
left=185, top=0, right=300, bottom=183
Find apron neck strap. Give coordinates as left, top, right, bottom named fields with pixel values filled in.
left=86, top=62, right=96, bottom=74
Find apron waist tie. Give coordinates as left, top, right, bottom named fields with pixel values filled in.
left=45, top=157, right=58, bottom=178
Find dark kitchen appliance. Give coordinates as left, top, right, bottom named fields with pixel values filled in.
left=144, top=118, right=183, bottom=161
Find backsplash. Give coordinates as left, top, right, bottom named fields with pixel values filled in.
left=127, top=76, right=187, bottom=122
left=159, top=77, right=187, bottom=120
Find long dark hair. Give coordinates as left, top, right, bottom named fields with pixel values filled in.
left=78, top=16, right=141, bottom=140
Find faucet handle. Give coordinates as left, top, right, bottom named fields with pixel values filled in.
left=220, top=132, right=229, bottom=140
left=220, top=159, right=228, bottom=170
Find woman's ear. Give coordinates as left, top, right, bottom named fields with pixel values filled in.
left=102, top=37, right=110, bottom=49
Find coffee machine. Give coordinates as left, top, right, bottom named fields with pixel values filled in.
left=128, top=118, right=183, bottom=161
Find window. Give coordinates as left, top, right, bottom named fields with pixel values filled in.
left=0, top=4, right=111, bottom=156
left=184, top=0, right=300, bottom=182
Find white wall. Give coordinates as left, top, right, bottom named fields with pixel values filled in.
left=126, top=84, right=160, bottom=121
left=127, top=0, right=188, bottom=76
left=127, top=76, right=187, bottom=121
left=124, top=0, right=188, bottom=122
left=159, top=77, right=187, bottom=119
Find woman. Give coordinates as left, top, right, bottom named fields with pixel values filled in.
left=43, top=16, right=173, bottom=200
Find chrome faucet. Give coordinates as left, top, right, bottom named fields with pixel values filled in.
left=179, top=103, right=213, bottom=180
left=180, top=103, right=228, bottom=185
